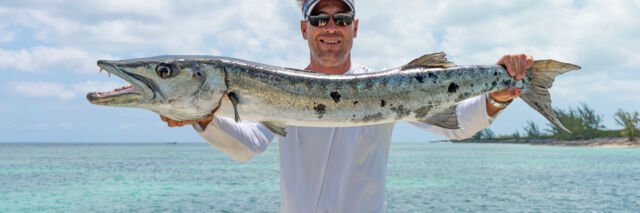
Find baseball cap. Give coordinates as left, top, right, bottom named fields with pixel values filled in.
left=302, top=0, right=355, bottom=20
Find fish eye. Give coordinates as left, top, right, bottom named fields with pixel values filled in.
left=155, top=63, right=172, bottom=79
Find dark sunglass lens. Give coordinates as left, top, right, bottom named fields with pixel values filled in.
left=309, top=14, right=330, bottom=27
left=333, top=14, right=353, bottom=26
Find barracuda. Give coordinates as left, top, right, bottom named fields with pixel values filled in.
left=87, top=52, right=580, bottom=136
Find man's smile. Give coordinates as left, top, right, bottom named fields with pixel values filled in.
left=320, top=39, right=341, bottom=44
left=318, top=35, right=343, bottom=45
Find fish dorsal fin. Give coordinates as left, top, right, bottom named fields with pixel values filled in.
left=261, top=121, right=288, bottom=137
left=418, top=105, right=460, bottom=129
left=406, top=52, right=455, bottom=68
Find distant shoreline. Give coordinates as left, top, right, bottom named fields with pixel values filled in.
left=447, top=137, right=640, bottom=148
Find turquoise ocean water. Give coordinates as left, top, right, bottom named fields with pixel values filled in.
left=1, top=143, right=639, bottom=212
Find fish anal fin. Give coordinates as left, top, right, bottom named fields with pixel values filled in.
left=406, top=52, right=456, bottom=68
left=261, top=121, right=287, bottom=137
left=419, top=105, right=460, bottom=129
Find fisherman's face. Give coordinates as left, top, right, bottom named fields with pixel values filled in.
left=301, top=0, right=358, bottom=67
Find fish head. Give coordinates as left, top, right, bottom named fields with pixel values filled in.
left=87, top=56, right=227, bottom=121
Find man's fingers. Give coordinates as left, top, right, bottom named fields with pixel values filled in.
left=496, top=54, right=534, bottom=82
left=496, top=55, right=507, bottom=66
left=506, top=56, right=516, bottom=78
left=160, top=116, right=168, bottom=122
left=518, top=54, right=526, bottom=80
left=513, top=56, right=522, bottom=80
left=177, top=121, right=192, bottom=127
left=491, top=87, right=522, bottom=102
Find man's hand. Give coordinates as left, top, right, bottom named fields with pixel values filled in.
left=485, top=53, right=533, bottom=116
left=160, top=115, right=214, bottom=129
left=492, top=53, right=534, bottom=102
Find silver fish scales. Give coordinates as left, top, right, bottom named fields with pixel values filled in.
left=88, top=52, right=580, bottom=136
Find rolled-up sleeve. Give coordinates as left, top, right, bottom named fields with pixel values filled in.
left=409, top=95, right=501, bottom=140
left=194, top=116, right=275, bottom=162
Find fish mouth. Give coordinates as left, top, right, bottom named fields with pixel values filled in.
left=87, top=60, right=156, bottom=106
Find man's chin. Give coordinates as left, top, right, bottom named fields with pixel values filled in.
left=314, top=53, right=349, bottom=66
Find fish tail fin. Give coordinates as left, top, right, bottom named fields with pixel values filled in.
left=519, top=60, right=581, bottom=133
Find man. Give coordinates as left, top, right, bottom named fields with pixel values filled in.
left=161, top=0, right=532, bottom=212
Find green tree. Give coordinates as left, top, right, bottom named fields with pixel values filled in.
left=547, top=103, right=605, bottom=140
left=577, top=103, right=605, bottom=139
left=614, top=109, right=640, bottom=141
left=523, top=121, right=542, bottom=139
left=471, top=128, right=495, bottom=141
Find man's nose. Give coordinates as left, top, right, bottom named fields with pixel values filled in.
left=323, top=17, right=338, bottom=33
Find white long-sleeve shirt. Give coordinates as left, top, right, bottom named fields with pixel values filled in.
left=194, top=64, right=497, bottom=213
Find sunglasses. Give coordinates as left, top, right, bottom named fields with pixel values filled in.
left=308, top=13, right=354, bottom=27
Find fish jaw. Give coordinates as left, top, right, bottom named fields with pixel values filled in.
left=87, top=60, right=154, bottom=107
left=87, top=56, right=229, bottom=121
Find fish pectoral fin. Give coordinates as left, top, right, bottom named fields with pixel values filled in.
left=419, top=105, right=460, bottom=129
left=227, top=92, right=241, bottom=122
left=261, top=121, right=287, bottom=137
left=406, top=52, right=456, bottom=68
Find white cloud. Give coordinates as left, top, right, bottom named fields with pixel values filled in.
left=11, top=82, right=76, bottom=100
left=0, top=47, right=113, bottom=74
left=1, top=0, right=303, bottom=64
left=0, top=28, right=14, bottom=43
left=552, top=73, right=640, bottom=103
left=10, top=80, right=127, bottom=100
left=352, top=0, right=640, bottom=71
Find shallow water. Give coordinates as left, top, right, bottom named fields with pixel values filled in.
left=1, top=143, right=638, bottom=212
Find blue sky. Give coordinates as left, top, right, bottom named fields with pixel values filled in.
left=2, top=0, right=639, bottom=143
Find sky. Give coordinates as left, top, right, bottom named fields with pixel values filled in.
left=1, top=0, right=639, bottom=143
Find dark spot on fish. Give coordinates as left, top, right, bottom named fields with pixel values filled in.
left=492, top=81, right=497, bottom=87
left=414, top=105, right=433, bottom=118
left=305, top=81, right=313, bottom=90
left=352, top=114, right=356, bottom=118
left=502, top=80, right=512, bottom=87
left=330, top=91, right=341, bottom=103
left=353, top=101, right=359, bottom=105
left=470, top=83, right=474, bottom=87
left=365, top=81, right=374, bottom=88
left=362, top=113, right=384, bottom=122
left=428, top=73, right=435, bottom=78
left=534, top=102, right=544, bottom=110
left=415, top=75, right=424, bottom=83
left=494, top=71, right=498, bottom=76
left=380, top=100, right=387, bottom=107
left=448, top=82, right=459, bottom=93
left=390, top=105, right=411, bottom=119
left=313, top=104, right=326, bottom=118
